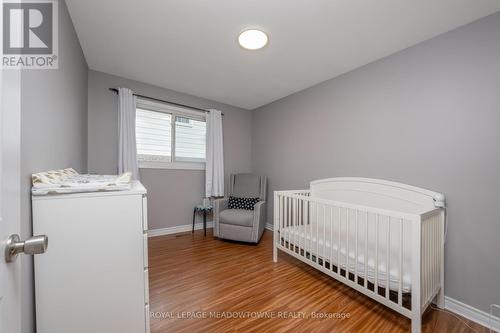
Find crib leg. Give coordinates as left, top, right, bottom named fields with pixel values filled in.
left=435, top=210, right=445, bottom=309
left=273, top=192, right=279, bottom=263
left=273, top=231, right=278, bottom=262
left=435, top=287, right=445, bottom=309
left=410, top=220, right=422, bottom=333
left=411, top=316, right=422, bottom=333
left=433, top=257, right=445, bottom=308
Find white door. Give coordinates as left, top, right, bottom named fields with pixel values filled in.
left=1, top=7, right=48, bottom=331
left=0, top=66, right=22, bottom=331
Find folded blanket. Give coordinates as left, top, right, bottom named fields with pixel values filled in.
left=32, top=168, right=132, bottom=195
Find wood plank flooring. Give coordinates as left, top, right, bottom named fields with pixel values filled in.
left=149, top=229, right=486, bottom=333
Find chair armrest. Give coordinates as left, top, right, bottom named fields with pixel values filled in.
left=213, top=197, right=229, bottom=237
left=214, top=197, right=229, bottom=213
left=254, top=200, right=266, bottom=214
left=252, top=201, right=267, bottom=242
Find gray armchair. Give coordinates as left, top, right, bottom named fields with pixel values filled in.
left=213, top=173, right=267, bottom=243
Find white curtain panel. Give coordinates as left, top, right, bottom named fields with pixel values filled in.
left=205, top=109, right=224, bottom=197
left=117, top=87, right=140, bottom=180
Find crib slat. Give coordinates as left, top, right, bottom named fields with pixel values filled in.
left=278, top=195, right=283, bottom=245
left=323, top=204, right=326, bottom=269
left=293, top=197, right=296, bottom=251
left=375, top=214, right=379, bottom=293
left=285, top=197, right=289, bottom=250
left=277, top=195, right=280, bottom=245
left=386, top=217, right=390, bottom=299
left=398, top=219, right=403, bottom=306
left=310, top=201, right=313, bottom=263
left=288, top=197, right=292, bottom=251
left=422, top=221, right=428, bottom=302
left=364, top=211, right=368, bottom=289
left=431, top=218, right=434, bottom=293
left=330, top=206, right=334, bottom=272
left=299, top=198, right=302, bottom=256
left=427, top=219, right=434, bottom=298
left=428, top=220, right=431, bottom=300
left=338, top=207, right=341, bottom=275
left=289, top=197, right=292, bottom=251
left=439, top=215, right=442, bottom=292
left=425, top=220, right=429, bottom=301
left=422, top=221, right=427, bottom=302
left=431, top=219, right=433, bottom=298
left=428, top=219, right=431, bottom=300
left=282, top=196, right=285, bottom=246
left=297, top=197, right=301, bottom=253
left=355, top=210, right=358, bottom=284
left=296, top=198, right=299, bottom=252
left=434, top=217, right=441, bottom=286
left=431, top=219, right=434, bottom=296
left=426, top=219, right=429, bottom=299
left=435, top=217, right=438, bottom=290
left=316, top=202, right=319, bottom=264
left=431, top=217, right=435, bottom=294
left=346, top=208, right=349, bottom=280
left=296, top=198, right=300, bottom=254
left=281, top=196, right=284, bottom=247
left=430, top=218, right=436, bottom=292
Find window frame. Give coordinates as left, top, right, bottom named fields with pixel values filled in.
left=136, top=98, right=206, bottom=170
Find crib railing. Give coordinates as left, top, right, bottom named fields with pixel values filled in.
left=273, top=190, right=444, bottom=323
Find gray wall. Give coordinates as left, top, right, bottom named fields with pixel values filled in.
left=87, top=70, right=252, bottom=230
left=20, top=1, right=89, bottom=332
left=252, top=13, right=500, bottom=314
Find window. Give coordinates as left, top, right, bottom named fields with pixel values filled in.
left=135, top=98, right=206, bottom=170
left=175, top=116, right=206, bottom=162
left=136, top=108, right=172, bottom=161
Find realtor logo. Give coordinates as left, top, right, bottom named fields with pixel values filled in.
left=2, top=0, right=58, bottom=68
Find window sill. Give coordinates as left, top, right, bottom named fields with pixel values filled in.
left=139, top=160, right=205, bottom=171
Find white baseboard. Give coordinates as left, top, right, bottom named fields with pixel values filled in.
left=148, top=221, right=213, bottom=237
left=149, top=221, right=273, bottom=237
left=445, top=297, right=499, bottom=332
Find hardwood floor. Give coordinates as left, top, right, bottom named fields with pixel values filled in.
left=149, top=229, right=486, bottom=333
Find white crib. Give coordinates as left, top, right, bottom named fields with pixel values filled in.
left=273, top=178, right=445, bottom=333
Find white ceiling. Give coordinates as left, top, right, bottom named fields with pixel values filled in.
left=66, top=0, right=500, bottom=110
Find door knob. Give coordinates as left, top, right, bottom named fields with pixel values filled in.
left=5, top=234, right=48, bottom=262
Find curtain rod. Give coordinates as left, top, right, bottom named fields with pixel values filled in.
left=109, top=88, right=223, bottom=115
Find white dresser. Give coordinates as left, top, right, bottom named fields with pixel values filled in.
left=33, top=181, right=150, bottom=333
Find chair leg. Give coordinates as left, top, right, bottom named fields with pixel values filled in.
left=192, top=209, right=196, bottom=233
left=203, top=211, right=207, bottom=236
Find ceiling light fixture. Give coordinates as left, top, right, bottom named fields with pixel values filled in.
left=238, top=29, right=268, bottom=50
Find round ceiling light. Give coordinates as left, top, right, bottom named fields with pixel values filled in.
left=238, top=29, right=268, bottom=50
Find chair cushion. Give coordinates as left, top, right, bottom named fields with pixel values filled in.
left=228, top=196, right=259, bottom=210
left=219, top=209, right=254, bottom=227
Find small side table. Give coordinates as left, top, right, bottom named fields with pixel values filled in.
left=192, top=205, right=212, bottom=236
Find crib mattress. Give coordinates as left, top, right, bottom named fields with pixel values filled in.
left=280, top=222, right=412, bottom=293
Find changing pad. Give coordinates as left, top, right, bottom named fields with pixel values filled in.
left=32, top=168, right=132, bottom=195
